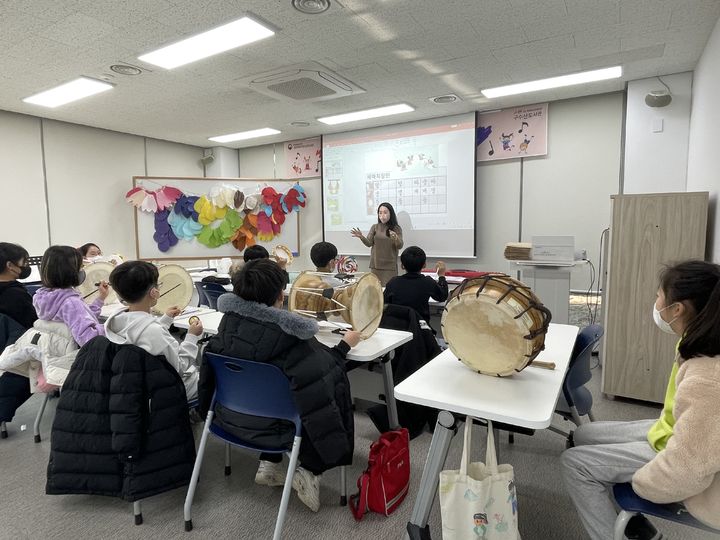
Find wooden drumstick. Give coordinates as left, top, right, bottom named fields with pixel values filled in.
left=530, top=360, right=556, bottom=370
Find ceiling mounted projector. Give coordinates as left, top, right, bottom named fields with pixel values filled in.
left=645, top=90, right=672, bottom=107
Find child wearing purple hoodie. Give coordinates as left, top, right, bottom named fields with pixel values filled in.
left=33, top=245, right=108, bottom=346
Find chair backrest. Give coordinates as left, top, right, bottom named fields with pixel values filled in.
left=200, top=283, right=226, bottom=310
left=194, top=282, right=207, bottom=307
left=23, top=283, right=43, bottom=297
left=563, top=324, right=604, bottom=397
left=205, top=352, right=302, bottom=436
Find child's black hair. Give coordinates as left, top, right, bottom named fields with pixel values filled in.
left=78, top=243, right=100, bottom=257
left=243, top=245, right=270, bottom=263
left=660, top=259, right=720, bottom=359
left=0, top=242, right=29, bottom=272
left=400, top=246, right=426, bottom=273
left=109, top=261, right=159, bottom=303
left=233, top=258, right=286, bottom=306
left=40, top=245, right=84, bottom=288
left=310, top=241, right=338, bottom=269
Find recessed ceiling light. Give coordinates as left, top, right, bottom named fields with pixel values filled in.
left=138, top=16, right=275, bottom=69
left=110, top=64, right=142, bottom=76
left=290, top=121, right=311, bottom=127
left=292, top=0, right=331, bottom=14
left=481, top=66, right=623, bottom=98
left=317, top=103, right=414, bottom=125
left=22, top=77, right=114, bottom=108
left=208, top=127, right=281, bottom=143
left=429, top=94, right=461, bottom=104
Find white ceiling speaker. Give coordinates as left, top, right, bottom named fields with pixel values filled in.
left=200, top=152, right=215, bottom=165
left=644, top=89, right=672, bottom=108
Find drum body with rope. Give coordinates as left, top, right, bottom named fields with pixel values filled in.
left=288, top=271, right=383, bottom=338
left=77, top=262, right=118, bottom=304
left=441, top=273, right=552, bottom=376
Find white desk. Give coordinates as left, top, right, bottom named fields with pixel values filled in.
left=397, top=323, right=579, bottom=540
left=174, top=313, right=413, bottom=428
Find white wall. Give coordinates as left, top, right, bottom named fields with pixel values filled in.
left=523, top=93, right=623, bottom=290
left=241, top=93, right=624, bottom=291
left=624, top=72, right=692, bottom=194
left=0, top=111, right=48, bottom=255
left=0, top=111, right=204, bottom=260
left=688, top=18, right=720, bottom=262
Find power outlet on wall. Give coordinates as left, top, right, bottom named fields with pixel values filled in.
left=575, top=249, right=588, bottom=260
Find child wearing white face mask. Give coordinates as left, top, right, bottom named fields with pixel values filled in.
left=561, top=260, right=720, bottom=540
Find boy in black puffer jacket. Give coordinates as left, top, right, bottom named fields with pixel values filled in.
left=199, top=259, right=361, bottom=512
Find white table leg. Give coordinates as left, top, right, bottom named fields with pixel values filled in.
left=406, top=410, right=458, bottom=540
left=382, top=350, right=400, bottom=429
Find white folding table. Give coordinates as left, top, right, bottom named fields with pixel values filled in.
left=173, top=313, right=413, bottom=428
left=395, top=323, right=579, bottom=540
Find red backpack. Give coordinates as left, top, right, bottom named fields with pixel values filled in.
left=349, top=428, right=410, bottom=520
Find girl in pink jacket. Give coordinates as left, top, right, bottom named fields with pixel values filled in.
left=562, top=260, right=720, bottom=539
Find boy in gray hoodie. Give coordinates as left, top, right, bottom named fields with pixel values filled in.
left=104, top=261, right=203, bottom=400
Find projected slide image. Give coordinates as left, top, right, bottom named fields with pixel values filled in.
left=366, top=172, right=447, bottom=216
left=322, top=112, right=476, bottom=257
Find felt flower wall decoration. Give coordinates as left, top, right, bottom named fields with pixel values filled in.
left=153, top=210, right=179, bottom=252
left=167, top=210, right=203, bottom=241
left=126, top=185, right=182, bottom=212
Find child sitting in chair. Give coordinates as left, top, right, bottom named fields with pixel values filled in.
left=105, top=261, right=203, bottom=400
left=200, top=258, right=361, bottom=512
left=384, top=245, right=448, bottom=325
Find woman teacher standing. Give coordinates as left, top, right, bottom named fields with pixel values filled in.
left=351, top=202, right=403, bottom=286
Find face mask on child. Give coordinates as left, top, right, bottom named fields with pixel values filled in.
left=652, top=303, right=678, bottom=334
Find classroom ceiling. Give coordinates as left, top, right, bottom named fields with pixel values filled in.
left=0, top=0, right=718, bottom=149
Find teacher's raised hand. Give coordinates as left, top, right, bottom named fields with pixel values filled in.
left=351, top=227, right=364, bottom=239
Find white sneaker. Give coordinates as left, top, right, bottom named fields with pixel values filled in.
left=292, top=467, right=321, bottom=512
left=255, top=460, right=285, bottom=487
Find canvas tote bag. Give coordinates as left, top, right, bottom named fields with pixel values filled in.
left=439, top=417, right=519, bottom=540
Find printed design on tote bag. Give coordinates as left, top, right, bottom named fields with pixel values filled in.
left=484, top=496, right=495, bottom=510
left=493, top=513, right=509, bottom=532
left=507, top=480, right=517, bottom=516
left=472, top=512, right=489, bottom=539
left=464, top=488, right=480, bottom=501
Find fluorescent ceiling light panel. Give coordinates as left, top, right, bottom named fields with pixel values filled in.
left=208, top=128, right=281, bottom=143
left=481, top=66, right=622, bottom=98
left=317, top=103, right=415, bottom=125
left=138, top=16, right=274, bottom=69
left=22, top=77, right=113, bottom=108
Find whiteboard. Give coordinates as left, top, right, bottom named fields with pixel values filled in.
left=133, top=176, right=300, bottom=261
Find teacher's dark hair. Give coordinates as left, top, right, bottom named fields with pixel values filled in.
left=377, top=202, right=399, bottom=236
left=659, top=259, right=720, bottom=360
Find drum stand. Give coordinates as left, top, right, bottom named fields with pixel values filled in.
left=405, top=412, right=500, bottom=540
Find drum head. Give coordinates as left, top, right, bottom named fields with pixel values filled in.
left=77, top=262, right=117, bottom=304
left=155, top=264, right=194, bottom=314
left=441, top=274, right=549, bottom=377
left=347, top=273, right=383, bottom=338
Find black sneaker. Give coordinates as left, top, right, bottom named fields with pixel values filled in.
left=625, top=514, right=663, bottom=540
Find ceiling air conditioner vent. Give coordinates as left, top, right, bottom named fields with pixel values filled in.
left=241, top=62, right=365, bottom=102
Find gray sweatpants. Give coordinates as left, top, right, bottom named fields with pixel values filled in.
left=560, top=420, right=658, bottom=540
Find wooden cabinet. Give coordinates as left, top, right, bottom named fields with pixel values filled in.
left=601, top=192, right=708, bottom=403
